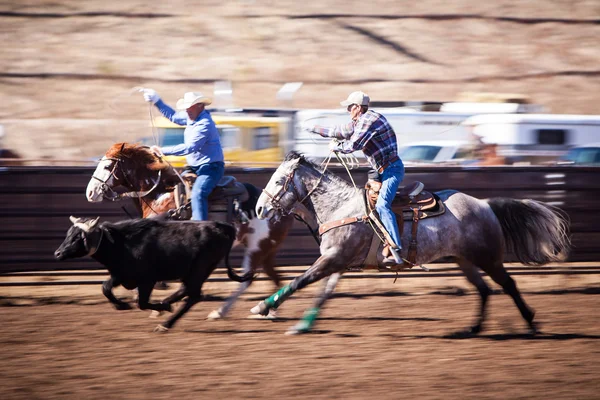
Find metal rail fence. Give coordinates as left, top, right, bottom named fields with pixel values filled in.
left=1, top=165, right=599, bottom=273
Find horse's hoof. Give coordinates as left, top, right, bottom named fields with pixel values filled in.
left=250, top=301, right=269, bottom=316
left=285, top=321, right=311, bottom=335
left=153, top=324, right=169, bottom=333
left=207, top=309, right=224, bottom=320
left=149, top=310, right=162, bottom=319
left=247, top=309, right=278, bottom=320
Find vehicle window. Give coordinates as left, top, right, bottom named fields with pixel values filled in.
left=453, top=147, right=473, bottom=159
left=218, top=127, right=240, bottom=148
left=161, top=129, right=185, bottom=146
left=252, top=127, right=276, bottom=151
left=399, top=146, right=442, bottom=162
left=562, top=148, right=600, bottom=164
left=536, top=129, right=567, bottom=145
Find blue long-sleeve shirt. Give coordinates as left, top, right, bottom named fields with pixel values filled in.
left=155, top=100, right=224, bottom=167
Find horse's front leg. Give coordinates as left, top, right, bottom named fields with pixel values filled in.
left=287, top=272, right=342, bottom=335
left=250, top=254, right=345, bottom=326
left=102, top=276, right=132, bottom=310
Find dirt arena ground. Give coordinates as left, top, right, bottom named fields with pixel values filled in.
left=1, top=273, right=599, bottom=400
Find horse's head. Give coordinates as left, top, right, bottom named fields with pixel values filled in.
left=256, top=151, right=309, bottom=220
left=86, top=143, right=168, bottom=202
left=54, top=216, right=101, bottom=260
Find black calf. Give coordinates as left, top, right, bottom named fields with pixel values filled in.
left=55, top=216, right=252, bottom=331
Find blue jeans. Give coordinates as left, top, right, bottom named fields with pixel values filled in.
left=375, top=159, right=405, bottom=249
left=191, top=162, right=225, bottom=221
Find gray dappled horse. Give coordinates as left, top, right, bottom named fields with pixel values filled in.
left=252, top=152, right=570, bottom=335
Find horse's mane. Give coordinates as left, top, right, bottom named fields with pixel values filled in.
left=106, top=143, right=170, bottom=172
left=284, top=151, right=351, bottom=187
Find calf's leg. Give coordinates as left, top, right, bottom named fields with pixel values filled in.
left=156, top=267, right=212, bottom=332
left=137, top=282, right=172, bottom=313
left=102, top=276, right=132, bottom=310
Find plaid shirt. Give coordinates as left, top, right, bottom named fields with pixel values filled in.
left=310, top=110, right=399, bottom=171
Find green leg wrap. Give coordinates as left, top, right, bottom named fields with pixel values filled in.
left=264, top=285, right=293, bottom=309
left=292, top=307, right=320, bottom=333
left=301, top=307, right=320, bottom=327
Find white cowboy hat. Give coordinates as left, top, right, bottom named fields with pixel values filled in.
left=340, top=91, right=370, bottom=107
left=175, top=92, right=213, bottom=110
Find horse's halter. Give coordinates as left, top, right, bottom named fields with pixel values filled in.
left=92, top=156, right=162, bottom=201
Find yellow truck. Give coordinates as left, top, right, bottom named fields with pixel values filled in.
left=143, top=114, right=291, bottom=167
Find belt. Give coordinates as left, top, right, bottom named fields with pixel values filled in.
left=377, top=155, right=400, bottom=174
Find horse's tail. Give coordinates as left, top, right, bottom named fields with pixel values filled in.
left=487, top=198, right=570, bottom=265
left=222, top=224, right=254, bottom=283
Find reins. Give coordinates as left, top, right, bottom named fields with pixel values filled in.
left=145, top=92, right=191, bottom=203
left=332, top=151, right=387, bottom=245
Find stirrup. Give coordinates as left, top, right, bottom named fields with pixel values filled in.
left=381, top=258, right=429, bottom=272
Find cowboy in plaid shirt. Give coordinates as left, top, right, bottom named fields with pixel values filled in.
left=307, top=91, right=405, bottom=266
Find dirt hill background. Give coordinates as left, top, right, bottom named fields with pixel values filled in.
left=1, top=0, right=599, bottom=161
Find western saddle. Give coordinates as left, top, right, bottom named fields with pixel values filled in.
left=365, top=179, right=446, bottom=268
left=171, top=170, right=249, bottom=221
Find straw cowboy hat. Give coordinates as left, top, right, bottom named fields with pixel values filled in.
left=176, top=92, right=213, bottom=110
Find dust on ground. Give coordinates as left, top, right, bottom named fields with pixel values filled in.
left=1, top=274, right=599, bottom=399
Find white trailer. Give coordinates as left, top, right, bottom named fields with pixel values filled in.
left=463, top=114, right=600, bottom=164
left=294, top=103, right=530, bottom=161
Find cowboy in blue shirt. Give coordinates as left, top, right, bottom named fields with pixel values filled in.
left=140, top=89, right=224, bottom=221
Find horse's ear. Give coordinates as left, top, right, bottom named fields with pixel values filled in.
left=69, top=215, right=79, bottom=225
left=120, top=143, right=126, bottom=152
left=288, top=157, right=302, bottom=169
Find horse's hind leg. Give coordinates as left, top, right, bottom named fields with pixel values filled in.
left=287, top=272, right=342, bottom=335
left=208, top=249, right=261, bottom=320
left=484, top=262, right=537, bottom=333
left=262, top=251, right=282, bottom=288
left=457, top=259, right=491, bottom=334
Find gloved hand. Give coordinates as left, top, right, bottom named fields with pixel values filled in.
left=150, top=145, right=163, bottom=157
left=140, top=88, right=160, bottom=104
left=301, top=121, right=314, bottom=133
left=328, top=140, right=341, bottom=152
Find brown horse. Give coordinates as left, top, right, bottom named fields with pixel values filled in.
left=85, top=142, right=299, bottom=319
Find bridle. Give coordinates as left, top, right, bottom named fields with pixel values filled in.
left=92, top=156, right=162, bottom=201
left=261, top=163, right=326, bottom=217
